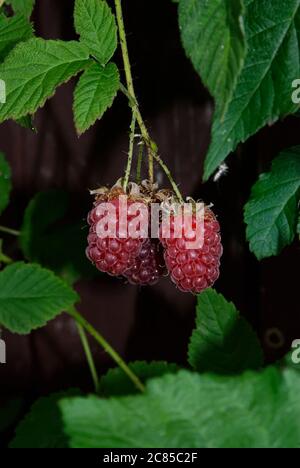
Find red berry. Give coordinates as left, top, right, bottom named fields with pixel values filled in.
left=123, top=239, right=166, bottom=286
left=86, top=191, right=148, bottom=276
left=160, top=206, right=222, bottom=294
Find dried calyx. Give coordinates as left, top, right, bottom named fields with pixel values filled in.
left=89, top=178, right=176, bottom=205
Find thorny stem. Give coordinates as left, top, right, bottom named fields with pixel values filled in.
left=0, top=225, right=20, bottom=237
left=114, top=0, right=154, bottom=183
left=123, top=112, right=136, bottom=191
left=120, top=83, right=183, bottom=203
left=136, top=141, right=144, bottom=183
left=76, top=321, right=100, bottom=393
left=68, top=307, right=145, bottom=393
left=152, top=153, right=184, bottom=204
left=115, top=1, right=184, bottom=202
left=119, top=83, right=147, bottom=140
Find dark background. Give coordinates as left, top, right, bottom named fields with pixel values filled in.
left=0, top=0, right=299, bottom=432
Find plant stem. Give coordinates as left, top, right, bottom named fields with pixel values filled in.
left=0, top=225, right=20, bottom=237
left=119, top=83, right=148, bottom=145
left=152, top=153, right=184, bottom=204
left=123, top=112, right=136, bottom=191
left=76, top=321, right=100, bottom=393
left=114, top=0, right=154, bottom=183
left=115, top=0, right=184, bottom=203
left=120, top=84, right=184, bottom=202
left=0, top=252, right=13, bottom=264
left=68, top=307, right=145, bottom=393
left=0, top=239, right=13, bottom=265
left=136, top=142, right=144, bottom=183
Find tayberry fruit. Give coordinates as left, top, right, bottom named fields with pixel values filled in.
left=160, top=205, right=222, bottom=294
left=124, top=239, right=166, bottom=286
left=86, top=186, right=148, bottom=276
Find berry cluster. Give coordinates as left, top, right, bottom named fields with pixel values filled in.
left=86, top=183, right=222, bottom=294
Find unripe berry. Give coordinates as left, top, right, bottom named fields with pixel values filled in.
left=124, top=239, right=166, bottom=286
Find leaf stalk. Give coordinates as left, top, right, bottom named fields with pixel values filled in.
left=68, top=307, right=145, bottom=393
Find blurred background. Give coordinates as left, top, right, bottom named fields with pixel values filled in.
left=0, top=0, right=299, bottom=437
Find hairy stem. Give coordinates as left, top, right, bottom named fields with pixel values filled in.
left=68, top=307, right=145, bottom=393
left=0, top=225, right=20, bottom=237
left=120, top=84, right=183, bottom=201
left=152, top=153, right=184, bottom=204
left=123, top=112, right=136, bottom=191
left=136, top=141, right=144, bottom=183
left=76, top=321, right=100, bottom=393
left=114, top=0, right=154, bottom=183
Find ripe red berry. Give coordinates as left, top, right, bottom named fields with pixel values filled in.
left=160, top=206, right=222, bottom=294
left=86, top=189, right=148, bottom=276
left=124, top=239, right=166, bottom=286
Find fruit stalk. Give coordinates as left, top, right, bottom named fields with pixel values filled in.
left=151, top=152, right=184, bottom=204
left=119, top=84, right=184, bottom=202
left=136, top=141, right=144, bottom=183
left=123, top=112, right=136, bottom=191
left=114, top=0, right=154, bottom=183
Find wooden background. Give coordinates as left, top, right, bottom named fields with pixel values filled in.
left=0, top=0, right=299, bottom=403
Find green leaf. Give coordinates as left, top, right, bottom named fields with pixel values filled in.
left=179, top=0, right=246, bottom=116
left=74, top=0, right=117, bottom=65
left=74, top=62, right=119, bottom=134
left=282, top=350, right=300, bottom=372
left=0, top=38, right=90, bottom=123
left=20, top=190, right=97, bottom=283
left=0, top=262, right=78, bottom=334
left=100, top=361, right=179, bottom=397
left=5, top=0, right=35, bottom=18
left=0, top=398, right=23, bottom=433
left=60, top=367, right=300, bottom=448
left=244, top=147, right=300, bottom=259
left=203, top=0, right=300, bottom=180
left=20, top=190, right=69, bottom=246
left=11, top=389, right=80, bottom=448
left=15, top=113, right=36, bottom=131
left=188, top=289, right=263, bottom=374
left=0, top=13, right=33, bottom=62
left=0, top=152, right=11, bottom=215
